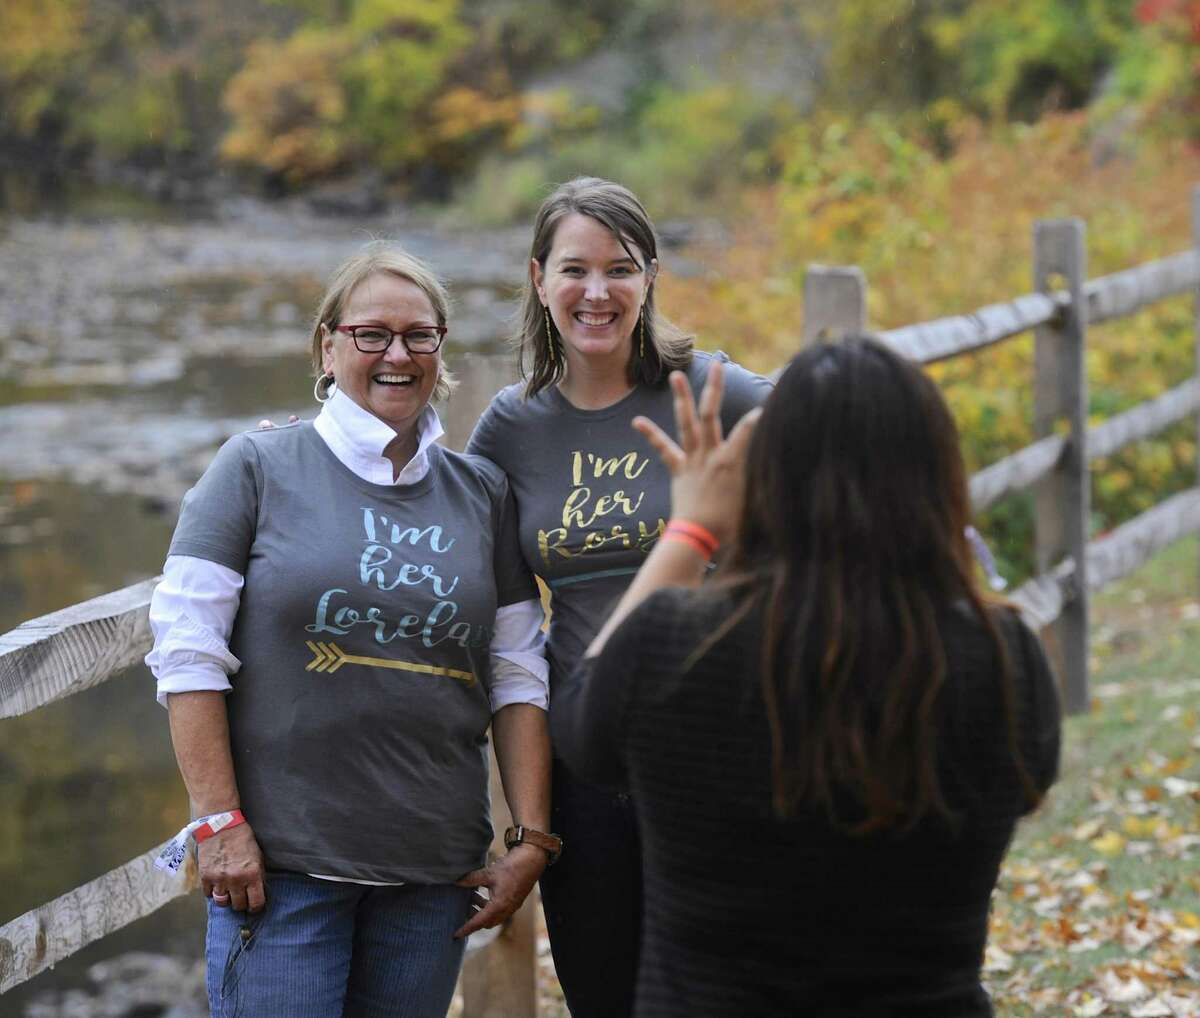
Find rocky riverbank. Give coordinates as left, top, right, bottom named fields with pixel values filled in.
left=22, top=953, right=206, bottom=1018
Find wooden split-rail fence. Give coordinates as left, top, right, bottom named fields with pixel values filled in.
left=3, top=188, right=1200, bottom=1011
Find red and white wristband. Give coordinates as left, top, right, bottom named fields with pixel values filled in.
left=154, top=810, right=247, bottom=874
left=661, top=519, right=720, bottom=562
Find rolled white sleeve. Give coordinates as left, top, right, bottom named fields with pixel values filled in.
left=488, top=598, right=549, bottom=712
left=146, top=554, right=244, bottom=707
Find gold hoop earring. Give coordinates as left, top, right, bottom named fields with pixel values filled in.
left=314, top=372, right=335, bottom=403
left=639, top=307, right=646, bottom=359
left=544, top=307, right=556, bottom=366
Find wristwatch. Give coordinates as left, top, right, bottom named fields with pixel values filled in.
left=504, top=825, right=563, bottom=865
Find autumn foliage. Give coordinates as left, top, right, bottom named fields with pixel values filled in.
left=662, top=112, right=1200, bottom=578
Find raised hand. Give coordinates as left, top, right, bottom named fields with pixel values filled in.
left=632, top=361, right=761, bottom=546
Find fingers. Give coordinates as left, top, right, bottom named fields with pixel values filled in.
left=228, top=884, right=250, bottom=914
left=669, top=371, right=699, bottom=454
left=454, top=895, right=510, bottom=940
left=246, top=878, right=267, bottom=913
left=724, top=405, right=763, bottom=463
left=455, top=867, right=488, bottom=888
left=697, top=360, right=725, bottom=450
left=207, top=874, right=265, bottom=912
left=256, top=415, right=299, bottom=429
left=632, top=416, right=684, bottom=472
left=199, top=825, right=266, bottom=913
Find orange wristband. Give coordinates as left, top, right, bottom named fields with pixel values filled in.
left=661, top=529, right=713, bottom=560
left=664, top=519, right=719, bottom=559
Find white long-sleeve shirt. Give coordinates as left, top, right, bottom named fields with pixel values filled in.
left=146, top=391, right=548, bottom=712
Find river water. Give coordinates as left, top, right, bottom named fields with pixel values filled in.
left=0, top=200, right=536, bottom=1013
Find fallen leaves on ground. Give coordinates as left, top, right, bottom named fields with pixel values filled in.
left=984, top=677, right=1200, bottom=1017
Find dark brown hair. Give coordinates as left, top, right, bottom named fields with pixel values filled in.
left=516, top=177, right=693, bottom=398
left=716, top=335, right=1038, bottom=832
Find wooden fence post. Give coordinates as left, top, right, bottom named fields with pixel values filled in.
left=802, top=265, right=867, bottom=345
left=460, top=746, right=539, bottom=1018
left=1033, top=219, right=1090, bottom=714
left=450, top=352, right=538, bottom=1018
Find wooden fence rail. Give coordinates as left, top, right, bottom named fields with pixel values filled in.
left=4, top=189, right=1200, bottom=1008
left=969, top=377, right=1200, bottom=513
left=0, top=578, right=159, bottom=720
left=812, top=185, right=1200, bottom=715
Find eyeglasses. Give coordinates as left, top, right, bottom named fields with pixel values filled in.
left=333, top=324, right=447, bottom=355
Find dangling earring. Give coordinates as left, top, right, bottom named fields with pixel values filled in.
left=544, top=307, right=556, bottom=366
left=314, top=372, right=335, bottom=403
left=639, top=306, right=646, bottom=359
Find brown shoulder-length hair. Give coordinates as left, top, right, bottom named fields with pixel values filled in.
left=516, top=176, right=693, bottom=398
left=712, top=335, right=1040, bottom=833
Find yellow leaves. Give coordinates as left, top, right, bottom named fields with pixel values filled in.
left=221, top=30, right=353, bottom=182
left=1091, top=830, right=1127, bottom=857
left=0, top=0, right=87, bottom=74
left=429, top=87, right=522, bottom=148
left=986, top=670, right=1200, bottom=1015
left=0, top=0, right=89, bottom=132
left=219, top=0, right=478, bottom=184
left=1123, top=816, right=1162, bottom=839
left=701, top=111, right=1200, bottom=578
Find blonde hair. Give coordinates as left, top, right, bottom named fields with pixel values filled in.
left=311, top=241, right=457, bottom=402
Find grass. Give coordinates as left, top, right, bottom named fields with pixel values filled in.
left=985, top=536, right=1200, bottom=1016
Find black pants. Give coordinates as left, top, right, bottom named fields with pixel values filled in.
left=539, top=758, right=643, bottom=1018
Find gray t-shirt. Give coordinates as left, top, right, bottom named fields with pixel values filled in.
left=169, top=422, right=535, bottom=883
left=466, top=350, right=773, bottom=693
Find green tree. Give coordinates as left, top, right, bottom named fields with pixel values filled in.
left=0, top=0, right=290, bottom=162
left=814, top=0, right=1134, bottom=121
left=221, top=0, right=475, bottom=187
left=0, top=0, right=90, bottom=139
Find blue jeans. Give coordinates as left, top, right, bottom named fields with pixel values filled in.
left=205, top=871, right=472, bottom=1018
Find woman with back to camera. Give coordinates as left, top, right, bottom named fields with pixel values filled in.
left=553, top=339, right=1062, bottom=1018
left=146, top=242, right=552, bottom=1018
left=465, top=177, right=773, bottom=1016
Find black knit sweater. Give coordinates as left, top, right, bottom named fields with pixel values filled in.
left=552, top=589, right=1061, bottom=1018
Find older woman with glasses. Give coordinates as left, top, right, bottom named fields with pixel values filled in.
left=146, top=242, right=555, bottom=1018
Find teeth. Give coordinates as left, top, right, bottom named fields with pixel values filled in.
left=375, top=374, right=415, bottom=384
left=576, top=312, right=617, bottom=326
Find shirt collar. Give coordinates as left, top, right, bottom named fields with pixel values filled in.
left=313, top=389, right=444, bottom=486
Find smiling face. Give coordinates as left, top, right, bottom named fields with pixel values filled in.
left=533, top=212, right=657, bottom=373
left=320, top=271, right=441, bottom=435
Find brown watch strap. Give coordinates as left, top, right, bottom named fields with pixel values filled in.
left=504, top=825, right=563, bottom=864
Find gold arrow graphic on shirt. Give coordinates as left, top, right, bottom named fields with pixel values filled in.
left=304, top=641, right=475, bottom=687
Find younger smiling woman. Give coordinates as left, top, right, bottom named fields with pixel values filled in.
left=467, top=178, right=772, bottom=1017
